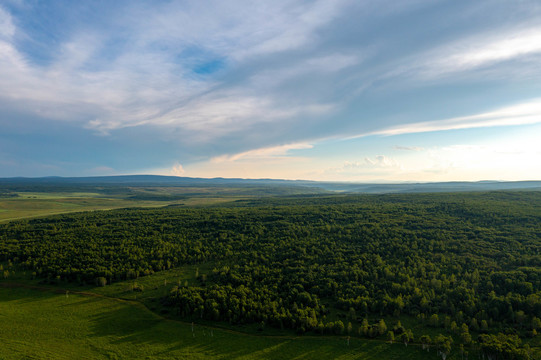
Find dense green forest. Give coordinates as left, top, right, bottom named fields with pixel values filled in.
left=1, top=191, right=540, bottom=359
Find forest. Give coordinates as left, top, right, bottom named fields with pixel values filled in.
left=1, top=191, right=540, bottom=359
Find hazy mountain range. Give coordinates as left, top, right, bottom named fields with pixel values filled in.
left=1, top=175, right=540, bottom=194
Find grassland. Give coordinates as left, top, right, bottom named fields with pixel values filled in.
left=0, top=190, right=245, bottom=223
left=0, top=194, right=153, bottom=223
left=0, top=183, right=322, bottom=223
left=0, top=284, right=443, bottom=360
left=5, top=261, right=537, bottom=359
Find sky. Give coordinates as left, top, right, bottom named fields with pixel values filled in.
left=1, top=0, right=541, bottom=182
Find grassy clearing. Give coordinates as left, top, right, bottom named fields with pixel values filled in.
left=0, top=183, right=324, bottom=223
left=0, top=191, right=250, bottom=223
left=2, top=263, right=540, bottom=359
left=17, top=192, right=105, bottom=199
left=0, top=285, right=440, bottom=360
left=0, top=196, right=170, bottom=223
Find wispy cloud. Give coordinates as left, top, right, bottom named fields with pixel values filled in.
left=170, top=162, right=185, bottom=176
left=85, top=92, right=334, bottom=144
left=390, top=26, right=541, bottom=81
left=394, top=146, right=424, bottom=151
left=0, top=1, right=347, bottom=139
left=353, top=155, right=400, bottom=169
left=236, top=0, right=351, bottom=59
left=249, top=53, right=362, bottom=89
left=0, top=7, right=15, bottom=39
left=2, top=1, right=541, bottom=179
left=318, top=155, right=403, bottom=181
left=428, top=27, right=541, bottom=75
left=347, top=98, right=541, bottom=138
left=211, top=142, right=313, bottom=163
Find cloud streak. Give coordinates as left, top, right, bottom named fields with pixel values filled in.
left=427, top=27, right=541, bottom=76
left=385, top=24, right=541, bottom=83
left=211, top=142, right=313, bottom=163
left=346, top=98, right=541, bottom=138
left=394, top=146, right=424, bottom=151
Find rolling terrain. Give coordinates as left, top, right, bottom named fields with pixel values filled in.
left=0, top=179, right=540, bottom=359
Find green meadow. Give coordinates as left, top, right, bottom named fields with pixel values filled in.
left=0, top=183, right=316, bottom=223
left=0, top=190, right=242, bottom=223
left=0, top=195, right=140, bottom=223
left=0, top=285, right=438, bottom=360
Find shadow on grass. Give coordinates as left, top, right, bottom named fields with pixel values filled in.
left=1, top=285, right=442, bottom=359
left=0, top=284, right=58, bottom=304
left=86, top=304, right=436, bottom=359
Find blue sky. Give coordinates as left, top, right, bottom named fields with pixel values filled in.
left=1, top=0, right=541, bottom=181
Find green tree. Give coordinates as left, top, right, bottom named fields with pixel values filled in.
left=419, top=334, right=432, bottom=351
left=378, top=319, right=387, bottom=336
left=348, top=307, right=356, bottom=321
left=470, top=318, right=479, bottom=332
left=480, top=319, right=489, bottom=333
left=429, top=314, right=439, bottom=327
left=359, top=319, right=369, bottom=337
left=403, top=329, right=413, bottom=346
left=387, top=330, right=395, bottom=344
left=460, top=323, right=471, bottom=344
left=435, top=334, right=453, bottom=360
left=96, top=276, right=107, bottom=287
left=334, top=320, right=345, bottom=335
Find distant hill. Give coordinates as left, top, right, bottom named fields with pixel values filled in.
left=0, top=175, right=540, bottom=194
left=0, top=175, right=314, bottom=187
left=316, top=180, right=541, bottom=193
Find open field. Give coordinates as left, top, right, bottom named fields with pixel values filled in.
left=0, top=190, right=251, bottom=223
left=2, top=266, right=540, bottom=359
left=0, top=195, right=176, bottom=223
left=0, top=285, right=439, bottom=360
left=0, top=182, right=323, bottom=222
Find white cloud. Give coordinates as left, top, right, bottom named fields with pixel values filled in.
left=3, top=1, right=541, bottom=181
left=394, top=146, right=424, bottom=151
left=0, top=1, right=347, bottom=142
left=324, top=155, right=401, bottom=176
left=250, top=53, right=362, bottom=88
left=211, top=142, right=313, bottom=163
left=0, top=7, right=15, bottom=40
left=388, top=26, right=541, bottom=81
left=171, top=162, right=185, bottom=176
left=346, top=98, right=541, bottom=138
left=85, top=91, right=333, bottom=142
left=363, top=155, right=400, bottom=168
left=237, top=0, right=350, bottom=59
left=430, top=27, right=541, bottom=75
left=422, top=140, right=541, bottom=180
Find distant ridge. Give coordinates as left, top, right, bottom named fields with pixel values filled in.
left=0, top=175, right=540, bottom=194
left=318, top=180, right=541, bottom=193
left=0, top=175, right=316, bottom=186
